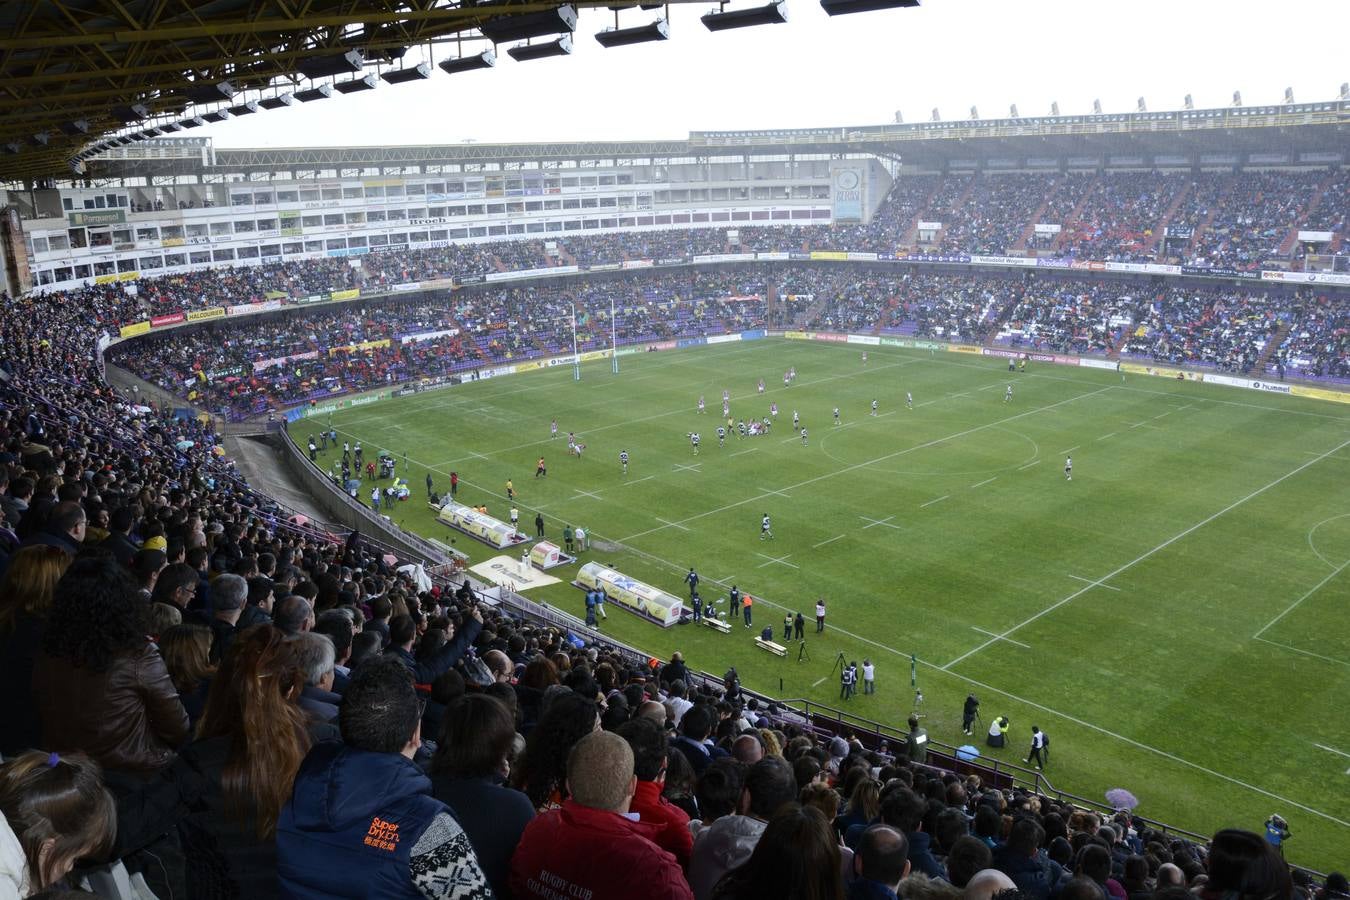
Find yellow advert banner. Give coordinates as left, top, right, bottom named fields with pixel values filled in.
left=784, top=331, right=811, bottom=340
left=949, top=344, right=984, bottom=354
left=1290, top=384, right=1350, bottom=406
left=578, top=349, right=611, bottom=363
left=809, top=251, right=848, bottom=261
left=330, top=288, right=360, bottom=302
left=119, top=321, right=151, bottom=338
left=186, top=307, right=226, bottom=322
left=1120, top=362, right=1203, bottom=381
left=514, top=360, right=545, bottom=373
left=330, top=338, right=391, bottom=356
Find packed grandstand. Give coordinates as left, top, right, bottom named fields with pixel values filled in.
left=1, top=57, right=1348, bottom=900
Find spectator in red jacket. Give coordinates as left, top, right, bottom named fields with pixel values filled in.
left=618, top=715, right=694, bottom=869
left=510, top=729, right=692, bottom=900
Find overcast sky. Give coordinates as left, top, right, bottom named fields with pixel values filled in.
left=206, top=0, right=1349, bottom=148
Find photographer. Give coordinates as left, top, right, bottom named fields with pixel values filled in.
left=962, top=693, right=980, bottom=736
left=1264, top=814, right=1290, bottom=857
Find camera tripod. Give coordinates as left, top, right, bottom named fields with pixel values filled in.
left=797, top=639, right=810, bottom=662
left=827, top=650, right=847, bottom=679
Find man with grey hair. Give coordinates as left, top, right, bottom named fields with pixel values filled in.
left=274, top=594, right=315, bottom=635
left=510, top=730, right=691, bottom=900
left=1155, top=863, right=1184, bottom=889
left=208, top=572, right=248, bottom=663
left=291, top=632, right=340, bottom=723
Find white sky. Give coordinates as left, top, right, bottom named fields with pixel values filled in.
left=206, top=0, right=1349, bottom=148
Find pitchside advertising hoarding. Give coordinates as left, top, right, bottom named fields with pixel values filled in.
left=576, top=563, right=684, bottom=627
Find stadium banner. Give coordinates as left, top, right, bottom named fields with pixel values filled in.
left=788, top=252, right=811, bottom=261
left=186, top=307, right=226, bottom=323
left=901, top=252, right=971, bottom=264
left=1204, top=373, right=1293, bottom=395
left=651, top=340, right=678, bottom=351
left=783, top=331, right=811, bottom=341
left=119, top=320, right=151, bottom=338
left=586, top=263, right=621, bottom=272
left=1120, top=362, right=1204, bottom=381
left=949, top=344, right=984, bottom=354
left=982, top=348, right=1021, bottom=359
left=705, top=334, right=742, bottom=345
left=1078, top=358, right=1119, bottom=371
left=93, top=273, right=121, bottom=285
left=434, top=500, right=526, bottom=549
left=1105, top=261, right=1183, bottom=275
left=1070, top=261, right=1107, bottom=271
left=390, top=282, right=420, bottom=292
left=329, top=288, right=360, bottom=302
left=545, top=356, right=577, bottom=367
left=575, top=562, right=684, bottom=628
left=846, top=252, right=879, bottom=262
left=1033, top=224, right=1062, bottom=234
left=1180, top=265, right=1259, bottom=280
left=485, top=265, right=579, bottom=282
left=809, top=251, right=849, bottom=261
left=1035, top=257, right=1073, bottom=269
left=1260, top=270, right=1350, bottom=286
left=578, top=350, right=611, bottom=363
left=150, top=313, right=185, bottom=328
left=418, top=278, right=456, bottom=292
left=227, top=299, right=282, bottom=316
left=514, top=360, right=545, bottom=373
left=1289, top=384, right=1350, bottom=405
left=755, top=252, right=790, bottom=262
left=677, top=337, right=707, bottom=348
left=1297, top=231, right=1335, bottom=243
left=692, top=253, right=755, bottom=264
left=400, top=328, right=460, bottom=345
left=1027, top=353, right=1081, bottom=366
left=455, top=274, right=485, bottom=286
left=254, top=350, right=318, bottom=373
left=847, top=334, right=881, bottom=346
left=265, top=290, right=288, bottom=300
left=293, top=294, right=327, bottom=304
left=655, top=257, right=690, bottom=267
left=740, top=329, right=767, bottom=341
left=917, top=221, right=942, bottom=231
left=614, top=346, right=644, bottom=357
left=329, top=338, right=391, bottom=356
left=878, top=337, right=947, bottom=351
left=971, top=255, right=1037, bottom=268
left=811, top=332, right=848, bottom=343
left=622, top=259, right=654, bottom=270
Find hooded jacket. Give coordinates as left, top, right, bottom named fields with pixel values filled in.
left=990, top=844, right=1066, bottom=900
left=630, top=779, right=693, bottom=869
left=687, top=814, right=767, bottom=900
left=277, top=741, right=490, bottom=899
left=0, top=810, right=31, bottom=899
left=510, top=799, right=691, bottom=900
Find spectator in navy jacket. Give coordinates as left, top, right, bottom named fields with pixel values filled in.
left=387, top=608, right=482, bottom=685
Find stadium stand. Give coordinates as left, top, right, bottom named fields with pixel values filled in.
left=2, top=171, right=1346, bottom=898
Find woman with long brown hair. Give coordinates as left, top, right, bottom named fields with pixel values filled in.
left=0, top=545, right=72, bottom=757
left=180, top=624, right=313, bottom=899
left=711, top=804, right=845, bottom=900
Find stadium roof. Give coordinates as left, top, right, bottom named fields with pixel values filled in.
left=0, top=0, right=703, bottom=185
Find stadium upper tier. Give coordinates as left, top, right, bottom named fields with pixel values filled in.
left=11, top=156, right=1346, bottom=295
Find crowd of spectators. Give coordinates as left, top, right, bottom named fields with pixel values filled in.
left=1058, top=172, right=1185, bottom=262
left=993, top=278, right=1144, bottom=356
left=1271, top=293, right=1349, bottom=381
left=1181, top=171, right=1325, bottom=271
left=1120, top=287, right=1285, bottom=373
left=937, top=175, right=1056, bottom=256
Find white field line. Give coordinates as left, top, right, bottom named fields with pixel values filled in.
left=1253, top=555, right=1350, bottom=639
left=616, top=386, right=1114, bottom=542
left=570, top=489, right=604, bottom=501
left=730, top=447, right=758, bottom=457
left=1254, top=637, right=1350, bottom=670
left=1018, top=460, right=1041, bottom=471
left=972, top=626, right=1031, bottom=649
left=1066, top=573, right=1121, bottom=592
left=754, top=553, right=798, bottom=569
left=759, top=487, right=794, bottom=498
left=813, top=534, right=847, bottom=548
left=587, top=529, right=1350, bottom=830
left=919, top=495, right=950, bottom=509
left=859, top=516, right=901, bottom=530
left=623, top=475, right=655, bottom=486
left=1095, top=432, right=1117, bottom=442
left=654, top=517, right=690, bottom=532
left=1314, top=743, right=1350, bottom=775
left=971, top=477, right=998, bottom=489
left=943, top=436, right=1350, bottom=673
left=1060, top=446, right=1079, bottom=455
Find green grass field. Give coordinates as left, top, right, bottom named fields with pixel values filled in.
left=322, top=339, right=1350, bottom=870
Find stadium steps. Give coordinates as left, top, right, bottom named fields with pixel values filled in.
left=1052, top=173, right=1101, bottom=253
left=900, top=176, right=947, bottom=247
left=1254, top=321, right=1291, bottom=374
left=1276, top=170, right=1337, bottom=257
left=1142, top=181, right=1192, bottom=255
left=935, top=177, right=980, bottom=249
left=1011, top=186, right=1057, bottom=253
left=794, top=295, right=832, bottom=328
left=1183, top=180, right=1229, bottom=257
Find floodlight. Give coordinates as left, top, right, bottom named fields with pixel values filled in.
left=298, top=50, right=364, bottom=80
left=201, top=110, right=231, bottom=123
left=259, top=94, right=296, bottom=110
left=335, top=74, right=379, bottom=93
left=185, top=81, right=236, bottom=103
left=158, top=121, right=184, bottom=132
left=1184, top=94, right=1194, bottom=110
left=178, top=115, right=206, bottom=129
left=1009, top=104, right=1018, bottom=118
left=507, top=35, right=573, bottom=61
left=294, top=84, right=334, bottom=102
left=60, top=120, right=91, bottom=135
left=5, top=143, right=23, bottom=154
left=439, top=50, right=496, bottom=74
left=481, top=5, right=577, bottom=42
left=596, top=18, right=669, bottom=47
left=227, top=101, right=260, bottom=116
left=381, top=62, right=433, bottom=84
left=702, top=1, right=787, bottom=31
left=112, top=104, right=150, bottom=122
left=819, top=0, right=917, bottom=15
left=1050, top=101, right=1060, bottom=116
left=30, top=132, right=50, bottom=146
